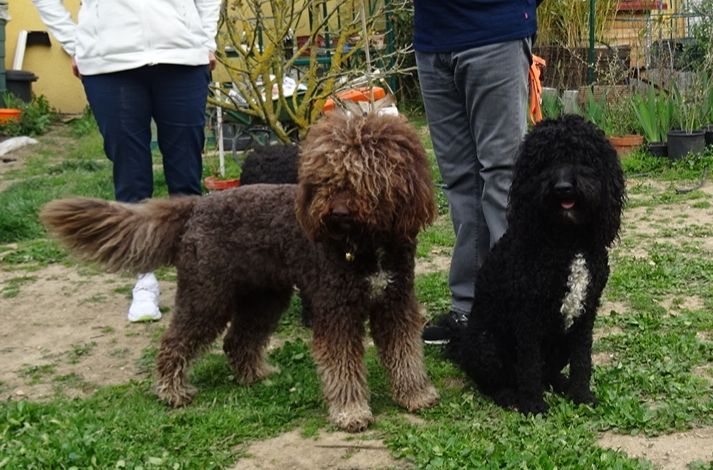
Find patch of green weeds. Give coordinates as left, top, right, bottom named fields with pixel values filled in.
left=19, top=364, right=56, bottom=385
left=417, top=217, right=454, bottom=258
left=112, top=285, right=133, bottom=297
left=52, top=373, right=92, bottom=394
left=67, top=342, right=97, bottom=364
left=109, top=348, right=130, bottom=359
left=0, top=239, right=68, bottom=269
left=0, top=340, right=327, bottom=469
left=593, top=306, right=713, bottom=433
left=1, top=275, right=37, bottom=298
left=623, top=147, right=713, bottom=180
left=416, top=272, right=450, bottom=320
left=609, top=243, right=713, bottom=300
left=154, top=266, right=177, bottom=282
left=691, top=200, right=711, bottom=209
left=0, top=94, right=56, bottom=137
left=69, top=107, right=99, bottom=138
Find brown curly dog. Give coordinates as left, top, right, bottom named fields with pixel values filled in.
left=40, top=111, right=440, bottom=432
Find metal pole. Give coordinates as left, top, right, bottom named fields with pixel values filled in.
left=588, top=0, right=596, bottom=85
left=385, top=0, right=397, bottom=95
left=215, top=82, right=225, bottom=178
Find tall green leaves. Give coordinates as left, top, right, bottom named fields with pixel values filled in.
left=631, top=88, right=673, bottom=143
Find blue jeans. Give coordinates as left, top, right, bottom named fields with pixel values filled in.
left=416, top=39, right=531, bottom=316
left=83, top=64, right=209, bottom=203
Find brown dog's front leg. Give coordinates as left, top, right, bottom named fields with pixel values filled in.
left=370, top=296, right=439, bottom=411
left=311, top=309, right=372, bottom=432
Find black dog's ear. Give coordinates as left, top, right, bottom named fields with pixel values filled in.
left=597, top=144, right=626, bottom=247
left=506, top=132, right=545, bottom=225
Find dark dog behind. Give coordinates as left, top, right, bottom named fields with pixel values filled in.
left=41, top=111, right=440, bottom=432
left=240, top=144, right=300, bottom=186
left=448, top=114, right=625, bottom=414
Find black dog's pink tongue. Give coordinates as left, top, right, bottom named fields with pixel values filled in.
left=561, top=200, right=575, bottom=209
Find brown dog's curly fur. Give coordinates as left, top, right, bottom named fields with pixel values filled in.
left=40, top=111, right=440, bottom=432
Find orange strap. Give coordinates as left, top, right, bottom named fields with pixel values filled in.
left=529, top=54, right=546, bottom=124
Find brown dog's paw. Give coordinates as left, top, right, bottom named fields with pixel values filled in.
left=156, top=382, right=197, bottom=407
left=330, top=403, right=374, bottom=433
left=236, top=362, right=280, bottom=385
left=398, top=384, right=440, bottom=412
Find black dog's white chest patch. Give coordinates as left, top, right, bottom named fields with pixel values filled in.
left=560, top=253, right=590, bottom=330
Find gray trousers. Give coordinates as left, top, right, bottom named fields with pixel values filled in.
left=416, top=38, right=531, bottom=316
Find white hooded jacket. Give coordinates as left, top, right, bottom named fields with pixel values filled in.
left=32, top=0, right=221, bottom=76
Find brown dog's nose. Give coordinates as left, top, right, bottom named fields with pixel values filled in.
left=331, top=203, right=350, bottom=216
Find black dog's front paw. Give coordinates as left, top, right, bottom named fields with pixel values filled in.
left=547, top=372, right=568, bottom=394
left=515, top=398, right=549, bottom=415
left=567, top=389, right=597, bottom=406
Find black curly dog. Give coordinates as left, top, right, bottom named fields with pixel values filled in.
left=447, top=115, right=625, bottom=415
left=240, top=144, right=300, bottom=186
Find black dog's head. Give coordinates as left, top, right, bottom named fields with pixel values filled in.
left=508, top=114, right=626, bottom=247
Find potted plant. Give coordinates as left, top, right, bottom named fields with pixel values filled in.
left=584, top=88, right=642, bottom=157
left=702, top=75, right=713, bottom=147
left=668, top=79, right=707, bottom=160
left=631, top=87, right=672, bottom=157
left=541, top=89, right=564, bottom=119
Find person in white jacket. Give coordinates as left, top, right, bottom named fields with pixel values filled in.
left=33, top=0, right=221, bottom=322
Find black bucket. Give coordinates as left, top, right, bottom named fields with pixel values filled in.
left=704, top=125, right=713, bottom=147
left=646, top=141, right=668, bottom=158
left=6, top=69, right=39, bottom=103
left=667, top=130, right=706, bottom=160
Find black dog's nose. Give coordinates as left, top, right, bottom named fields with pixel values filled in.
left=554, top=181, right=574, bottom=196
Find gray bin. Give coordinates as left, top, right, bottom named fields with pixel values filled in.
left=7, top=70, right=39, bottom=103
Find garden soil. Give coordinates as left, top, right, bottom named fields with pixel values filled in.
left=1, top=177, right=711, bottom=469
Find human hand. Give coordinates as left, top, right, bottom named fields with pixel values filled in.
left=71, top=57, right=81, bottom=78
left=208, top=51, right=216, bottom=70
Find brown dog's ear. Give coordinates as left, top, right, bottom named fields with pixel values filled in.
left=393, top=148, right=438, bottom=240
left=295, top=181, right=319, bottom=240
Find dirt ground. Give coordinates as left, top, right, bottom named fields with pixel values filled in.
left=0, top=264, right=172, bottom=401
left=1, top=143, right=712, bottom=469
left=598, top=427, right=713, bottom=470
left=230, top=430, right=411, bottom=470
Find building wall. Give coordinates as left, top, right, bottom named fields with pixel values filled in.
left=5, top=1, right=86, bottom=114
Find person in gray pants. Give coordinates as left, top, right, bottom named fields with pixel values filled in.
left=415, top=1, right=542, bottom=344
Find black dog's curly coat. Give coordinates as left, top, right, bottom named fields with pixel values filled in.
left=448, top=115, right=625, bottom=414
left=240, top=144, right=300, bottom=186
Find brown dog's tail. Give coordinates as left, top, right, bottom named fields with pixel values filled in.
left=40, top=196, right=198, bottom=273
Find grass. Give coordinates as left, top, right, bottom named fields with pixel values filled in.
left=0, top=119, right=711, bottom=468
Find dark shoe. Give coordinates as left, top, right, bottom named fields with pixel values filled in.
left=422, top=310, right=467, bottom=345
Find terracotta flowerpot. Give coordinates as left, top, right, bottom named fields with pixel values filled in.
left=204, top=175, right=240, bottom=192
left=0, top=108, right=21, bottom=124
left=608, top=134, right=644, bottom=157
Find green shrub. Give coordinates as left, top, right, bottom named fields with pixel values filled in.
left=0, top=93, right=57, bottom=137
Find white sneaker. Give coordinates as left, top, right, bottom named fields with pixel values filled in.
left=128, top=272, right=161, bottom=322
